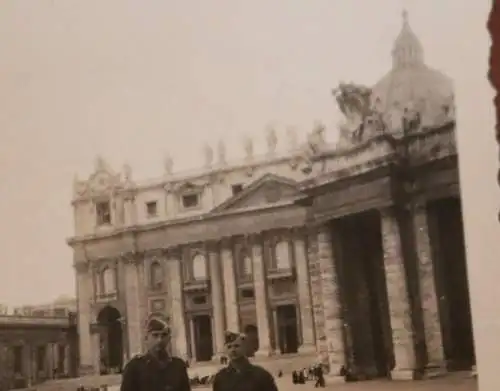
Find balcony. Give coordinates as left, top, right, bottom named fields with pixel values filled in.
left=267, top=266, right=296, bottom=281
left=184, top=277, right=210, bottom=292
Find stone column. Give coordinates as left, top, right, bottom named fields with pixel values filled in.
left=413, top=204, right=446, bottom=376
left=294, top=230, right=316, bottom=354
left=91, top=333, right=100, bottom=375
left=380, top=208, right=416, bottom=380
left=74, top=262, right=95, bottom=375
left=189, top=317, right=197, bottom=361
left=317, top=224, right=344, bottom=380
left=208, top=243, right=226, bottom=360
left=46, top=343, right=53, bottom=379
left=124, top=255, right=142, bottom=357
left=272, top=308, right=280, bottom=353
left=251, top=235, right=273, bottom=357
left=221, top=239, right=240, bottom=331
left=63, top=344, right=70, bottom=376
left=167, top=250, right=189, bottom=360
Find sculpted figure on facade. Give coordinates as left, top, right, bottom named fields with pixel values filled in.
left=286, top=126, right=298, bottom=151
left=203, top=143, right=214, bottom=168
left=243, top=136, right=254, bottom=161
left=164, top=153, right=174, bottom=176
left=266, top=125, right=278, bottom=156
left=217, top=139, right=227, bottom=165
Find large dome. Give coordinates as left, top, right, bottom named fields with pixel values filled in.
left=370, top=11, right=455, bottom=133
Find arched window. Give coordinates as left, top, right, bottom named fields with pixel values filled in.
left=101, top=267, right=116, bottom=295
left=192, top=254, right=207, bottom=280
left=275, top=241, right=291, bottom=270
left=150, top=261, right=163, bottom=291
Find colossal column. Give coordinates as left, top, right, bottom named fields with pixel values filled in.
left=75, top=262, right=95, bottom=375
left=208, top=242, right=226, bottom=360
left=317, top=224, right=344, bottom=380
left=250, top=234, right=273, bottom=356
left=380, top=208, right=417, bottom=380
left=413, top=204, right=446, bottom=376
left=293, top=229, right=316, bottom=353
left=220, top=239, right=240, bottom=332
left=124, top=254, right=143, bottom=357
left=166, top=248, right=189, bottom=360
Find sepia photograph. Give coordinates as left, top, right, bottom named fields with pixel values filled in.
left=0, top=0, right=497, bottom=390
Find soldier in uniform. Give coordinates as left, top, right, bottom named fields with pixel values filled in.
left=120, top=318, right=191, bottom=391
left=212, top=331, right=278, bottom=391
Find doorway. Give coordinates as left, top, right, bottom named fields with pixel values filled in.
left=97, top=306, right=123, bottom=374
left=193, top=315, right=213, bottom=362
left=428, top=197, right=475, bottom=370
left=332, top=211, right=393, bottom=379
left=276, top=305, right=299, bottom=354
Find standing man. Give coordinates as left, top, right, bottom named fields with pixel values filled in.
left=120, top=319, right=191, bottom=391
left=212, top=331, right=278, bottom=391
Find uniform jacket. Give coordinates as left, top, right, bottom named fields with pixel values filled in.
left=120, top=354, right=191, bottom=391
left=212, top=360, right=278, bottom=391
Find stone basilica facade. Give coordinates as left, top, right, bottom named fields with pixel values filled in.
left=68, top=13, right=475, bottom=381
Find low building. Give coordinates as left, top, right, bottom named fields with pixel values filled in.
left=67, top=12, right=474, bottom=381
left=0, top=313, right=78, bottom=389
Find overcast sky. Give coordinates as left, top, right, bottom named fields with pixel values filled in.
left=0, top=0, right=490, bottom=306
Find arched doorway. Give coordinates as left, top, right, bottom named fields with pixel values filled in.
left=97, top=306, right=124, bottom=374
left=243, top=325, right=258, bottom=357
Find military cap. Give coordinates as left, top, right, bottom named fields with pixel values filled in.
left=147, top=318, right=171, bottom=334
left=224, top=330, right=246, bottom=345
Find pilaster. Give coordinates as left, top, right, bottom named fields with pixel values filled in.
left=250, top=234, right=274, bottom=357
left=74, top=261, right=95, bottom=375
left=207, top=241, right=226, bottom=360
left=317, top=224, right=345, bottom=381
left=413, top=204, right=446, bottom=377
left=123, top=253, right=143, bottom=358
left=380, top=207, right=417, bottom=380
left=166, top=247, right=189, bottom=360
left=293, top=229, right=316, bottom=354
left=220, top=238, right=240, bottom=332
left=307, top=228, right=327, bottom=362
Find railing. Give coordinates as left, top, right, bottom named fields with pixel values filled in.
left=0, top=315, right=70, bottom=327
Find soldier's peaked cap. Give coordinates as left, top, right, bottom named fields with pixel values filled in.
left=224, top=331, right=246, bottom=345
left=147, top=318, right=170, bottom=334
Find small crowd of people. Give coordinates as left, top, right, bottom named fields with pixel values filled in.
left=286, top=363, right=325, bottom=388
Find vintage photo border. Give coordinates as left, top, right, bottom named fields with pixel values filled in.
left=489, top=0, right=500, bottom=188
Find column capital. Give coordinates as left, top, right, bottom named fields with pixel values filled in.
left=120, top=251, right=143, bottom=265
left=73, top=261, right=90, bottom=274
left=219, top=236, right=233, bottom=250
left=165, top=245, right=182, bottom=260
left=204, top=240, right=220, bottom=253
left=143, top=248, right=166, bottom=260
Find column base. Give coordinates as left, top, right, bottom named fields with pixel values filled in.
left=78, top=364, right=97, bottom=377
left=325, top=373, right=346, bottom=384
left=423, top=364, right=448, bottom=379
left=470, top=365, right=477, bottom=378
left=297, top=343, right=317, bottom=355
left=390, top=368, right=417, bottom=381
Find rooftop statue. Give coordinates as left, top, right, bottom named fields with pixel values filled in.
left=333, top=82, right=376, bottom=144
left=217, top=139, right=227, bottom=165
left=266, top=125, right=278, bottom=155
left=164, top=153, right=173, bottom=175
left=243, top=136, right=254, bottom=161
left=203, top=143, right=214, bottom=168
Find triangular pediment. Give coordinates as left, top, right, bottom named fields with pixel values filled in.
left=212, top=174, right=302, bottom=213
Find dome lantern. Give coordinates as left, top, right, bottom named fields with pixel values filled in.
left=391, top=10, right=425, bottom=69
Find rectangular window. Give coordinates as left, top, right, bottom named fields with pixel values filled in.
left=146, top=201, right=158, bottom=218
left=241, top=288, right=255, bottom=299
left=192, top=295, right=207, bottom=305
left=231, top=184, right=243, bottom=196
left=181, top=193, right=199, bottom=209
left=96, top=201, right=111, bottom=225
